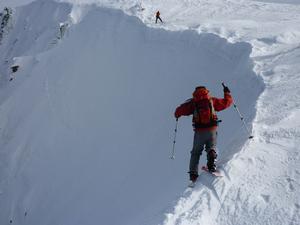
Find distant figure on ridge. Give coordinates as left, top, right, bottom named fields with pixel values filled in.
left=174, top=85, right=232, bottom=186
left=155, top=10, right=163, bottom=24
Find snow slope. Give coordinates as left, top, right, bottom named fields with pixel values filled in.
left=0, top=0, right=299, bottom=225
left=0, top=0, right=35, bottom=9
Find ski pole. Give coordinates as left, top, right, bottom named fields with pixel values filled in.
left=170, top=118, right=178, bottom=159
left=222, top=82, right=254, bottom=139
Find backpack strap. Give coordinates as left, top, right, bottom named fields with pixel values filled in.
left=193, top=101, right=199, bottom=118
left=209, top=98, right=216, bottom=120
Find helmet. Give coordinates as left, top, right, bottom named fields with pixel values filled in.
left=193, top=86, right=209, bottom=101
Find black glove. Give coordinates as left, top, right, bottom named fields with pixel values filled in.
left=222, top=84, right=230, bottom=93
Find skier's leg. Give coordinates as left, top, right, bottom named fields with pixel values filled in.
left=189, top=131, right=205, bottom=180
left=159, top=17, right=163, bottom=23
left=205, top=131, right=218, bottom=172
left=156, top=17, right=158, bottom=23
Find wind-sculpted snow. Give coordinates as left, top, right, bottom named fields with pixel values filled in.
left=0, top=1, right=264, bottom=225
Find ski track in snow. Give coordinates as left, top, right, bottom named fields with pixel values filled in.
left=0, top=0, right=300, bottom=225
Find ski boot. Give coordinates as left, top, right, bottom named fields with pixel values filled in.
left=207, top=149, right=217, bottom=172
left=188, top=171, right=198, bottom=187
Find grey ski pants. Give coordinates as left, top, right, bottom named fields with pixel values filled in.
left=189, top=130, right=217, bottom=174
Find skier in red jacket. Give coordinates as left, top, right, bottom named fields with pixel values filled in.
left=174, top=85, right=232, bottom=182
left=155, top=10, right=163, bottom=24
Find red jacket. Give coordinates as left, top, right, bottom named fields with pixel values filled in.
left=175, top=92, right=233, bottom=131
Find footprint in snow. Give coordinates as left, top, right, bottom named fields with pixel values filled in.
left=261, top=194, right=270, bottom=203
left=286, top=177, right=295, bottom=191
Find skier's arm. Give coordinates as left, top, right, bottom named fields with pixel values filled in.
left=212, top=92, right=233, bottom=112
left=174, top=100, right=194, bottom=118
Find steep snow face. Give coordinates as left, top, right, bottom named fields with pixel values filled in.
left=0, top=1, right=263, bottom=225
left=0, top=0, right=72, bottom=86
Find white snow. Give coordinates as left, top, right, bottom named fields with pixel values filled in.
left=0, top=0, right=299, bottom=225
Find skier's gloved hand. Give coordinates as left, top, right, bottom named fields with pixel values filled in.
left=174, top=110, right=181, bottom=119
left=223, top=85, right=230, bottom=93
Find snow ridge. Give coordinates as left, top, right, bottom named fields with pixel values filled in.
left=0, top=0, right=299, bottom=225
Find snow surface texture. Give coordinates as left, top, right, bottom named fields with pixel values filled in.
left=0, top=0, right=299, bottom=225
